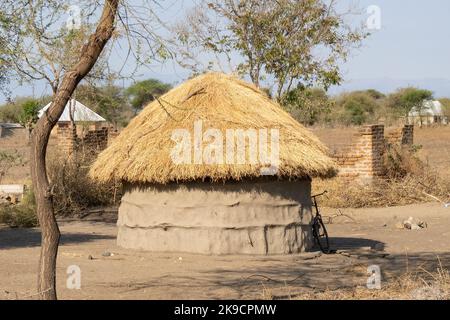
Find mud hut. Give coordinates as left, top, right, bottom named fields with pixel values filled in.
left=90, top=73, right=336, bottom=255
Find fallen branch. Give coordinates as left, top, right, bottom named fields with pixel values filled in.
left=421, top=191, right=450, bottom=207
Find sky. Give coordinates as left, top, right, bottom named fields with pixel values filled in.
left=2, top=0, right=450, bottom=103
left=338, top=0, right=450, bottom=79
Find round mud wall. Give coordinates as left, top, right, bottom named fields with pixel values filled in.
left=117, top=179, right=314, bottom=255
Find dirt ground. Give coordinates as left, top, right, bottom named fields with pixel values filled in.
left=1, top=202, right=449, bottom=300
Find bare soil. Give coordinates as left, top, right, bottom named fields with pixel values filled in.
left=1, top=202, right=449, bottom=300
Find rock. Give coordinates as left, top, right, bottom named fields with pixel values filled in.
left=395, top=222, right=404, bottom=229
left=88, top=255, right=94, bottom=260
left=401, top=217, right=427, bottom=231
left=102, top=251, right=112, bottom=257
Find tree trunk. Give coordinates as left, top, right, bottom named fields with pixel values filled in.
left=30, top=124, right=60, bottom=300
left=30, top=0, right=119, bottom=300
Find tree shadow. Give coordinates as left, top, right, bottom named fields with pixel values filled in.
left=0, top=227, right=115, bottom=250
left=84, top=234, right=450, bottom=299
left=328, top=237, right=385, bottom=251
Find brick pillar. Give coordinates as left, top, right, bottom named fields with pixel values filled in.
left=56, top=123, right=77, bottom=154
left=401, top=125, right=414, bottom=146
left=353, top=125, right=385, bottom=183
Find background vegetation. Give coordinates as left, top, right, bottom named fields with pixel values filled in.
left=0, top=78, right=172, bottom=128
left=2, top=84, right=447, bottom=128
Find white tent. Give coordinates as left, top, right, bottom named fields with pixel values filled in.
left=38, top=99, right=106, bottom=122
left=408, top=100, right=443, bottom=117
left=408, top=100, right=448, bottom=125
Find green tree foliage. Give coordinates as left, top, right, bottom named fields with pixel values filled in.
left=335, top=92, right=379, bottom=125
left=281, top=87, right=332, bottom=125
left=0, top=97, right=42, bottom=125
left=126, top=79, right=172, bottom=114
left=76, top=84, right=132, bottom=128
left=18, top=99, right=39, bottom=135
left=385, top=87, right=433, bottom=117
left=175, top=0, right=367, bottom=99
left=358, top=89, right=385, bottom=100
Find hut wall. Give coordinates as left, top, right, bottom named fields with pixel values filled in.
left=117, top=179, right=314, bottom=255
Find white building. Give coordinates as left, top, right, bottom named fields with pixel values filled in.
left=38, top=99, right=106, bottom=123
left=39, top=99, right=108, bottom=136
left=408, top=100, right=448, bottom=126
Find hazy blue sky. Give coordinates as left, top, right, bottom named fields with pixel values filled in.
left=2, top=0, right=450, bottom=102
left=340, top=0, right=450, bottom=79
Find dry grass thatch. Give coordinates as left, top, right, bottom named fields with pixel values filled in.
left=90, top=73, right=337, bottom=184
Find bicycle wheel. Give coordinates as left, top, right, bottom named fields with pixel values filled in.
left=312, top=216, right=330, bottom=254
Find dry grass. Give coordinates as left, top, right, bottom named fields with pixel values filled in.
left=295, top=260, right=450, bottom=300
left=313, top=172, right=449, bottom=208
left=90, top=72, right=337, bottom=184
left=0, top=189, right=38, bottom=228
left=414, top=126, right=450, bottom=179
left=313, top=144, right=450, bottom=208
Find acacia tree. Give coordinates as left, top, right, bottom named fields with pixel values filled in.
left=126, top=79, right=172, bottom=114
left=0, top=0, right=167, bottom=300
left=386, top=88, right=433, bottom=122
left=173, top=0, right=367, bottom=99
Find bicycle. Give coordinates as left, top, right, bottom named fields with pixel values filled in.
left=311, top=191, right=334, bottom=254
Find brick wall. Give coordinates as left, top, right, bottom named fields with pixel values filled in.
left=386, top=125, right=414, bottom=146
left=333, top=125, right=413, bottom=184
left=55, top=123, right=110, bottom=154
left=82, top=127, right=109, bottom=152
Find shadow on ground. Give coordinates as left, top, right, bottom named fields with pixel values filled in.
left=102, top=245, right=450, bottom=299
left=0, top=227, right=115, bottom=250
left=328, top=237, right=385, bottom=251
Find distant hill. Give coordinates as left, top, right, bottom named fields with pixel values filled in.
left=329, top=78, right=450, bottom=98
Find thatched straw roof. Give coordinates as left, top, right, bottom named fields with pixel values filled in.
left=90, top=73, right=337, bottom=184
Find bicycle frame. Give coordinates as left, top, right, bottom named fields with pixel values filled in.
left=311, top=191, right=333, bottom=254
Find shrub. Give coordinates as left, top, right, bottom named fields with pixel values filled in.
left=0, top=189, right=38, bottom=228
left=313, top=145, right=450, bottom=208
left=281, top=87, right=333, bottom=126
left=383, top=144, right=423, bottom=179
left=337, top=92, right=378, bottom=126
left=47, top=147, right=120, bottom=217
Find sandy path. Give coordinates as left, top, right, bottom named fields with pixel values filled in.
left=0, top=202, right=449, bottom=300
